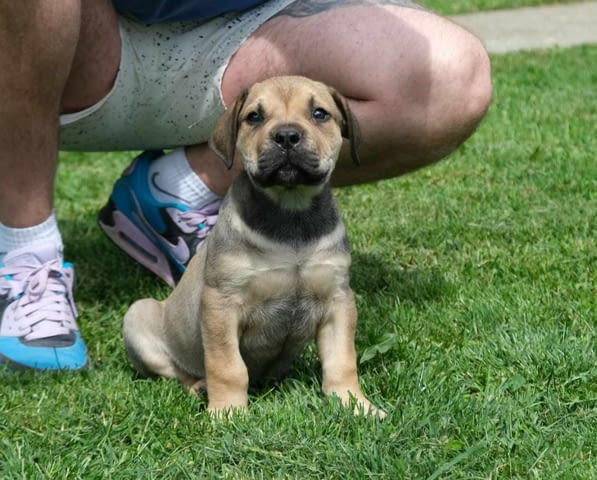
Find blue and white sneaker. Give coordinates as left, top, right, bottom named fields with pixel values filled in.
left=0, top=243, right=88, bottom=370
left=98, top=151, right=221, bottom=286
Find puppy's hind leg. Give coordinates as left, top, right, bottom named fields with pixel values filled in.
left=123, top=298, right=185, bottom=381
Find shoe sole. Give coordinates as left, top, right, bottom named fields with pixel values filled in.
left=0, top=332, right=90, bottom=371
left=0, top=353, right=90, bottom=371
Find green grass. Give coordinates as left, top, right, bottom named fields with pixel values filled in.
left=423, top=0, right=591, bottom=15
left=1, top=38, right=596, bottom=480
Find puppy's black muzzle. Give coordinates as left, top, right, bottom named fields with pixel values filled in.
left=253, top=150, right=327, bottom=187
left=251, top=127, right=328, bottom=188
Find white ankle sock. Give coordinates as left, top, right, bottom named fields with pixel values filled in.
left=0, top=212, right=63, bottom=260
left=147, top=148, right=220, bottom=208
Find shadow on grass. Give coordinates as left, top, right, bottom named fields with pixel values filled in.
left=351, top=252, right=452, bottom=306
left=65, top=217, right=452, bottom=308
left=61, top=217, right=170, bottom=308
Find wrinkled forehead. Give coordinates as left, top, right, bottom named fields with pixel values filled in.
left=242, top=78, right=337, bottom=117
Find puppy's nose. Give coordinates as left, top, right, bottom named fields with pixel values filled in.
left=273, top=128, right=302, bottom=150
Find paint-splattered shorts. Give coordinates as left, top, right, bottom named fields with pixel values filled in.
left=59, top=0, right=295, bottom=151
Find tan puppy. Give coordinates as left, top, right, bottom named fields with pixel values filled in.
left=123, top=76, right=384, bottom=417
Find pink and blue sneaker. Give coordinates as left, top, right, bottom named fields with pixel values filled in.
left=98, top=151, right=220, bottom=286
left=0, top=243, right=88, bottom=370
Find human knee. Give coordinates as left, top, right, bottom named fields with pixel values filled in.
left=388, top=23, right=491, bottom=158
left=366, top=23, right=492, bottom=171
left=455, top=36, right=492, bottom=125
left=431, top=27, right=492, bottom=138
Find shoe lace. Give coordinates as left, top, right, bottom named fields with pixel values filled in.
left=0, top=260, right=77, bottom=340
left=176, top=200, right=221, bottom=241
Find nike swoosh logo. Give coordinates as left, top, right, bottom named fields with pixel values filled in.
left=132, top=211, right=191, bottom=265
left=150, top=172, right=188, bottom=203
left=163, top=236, right=191, bottom=264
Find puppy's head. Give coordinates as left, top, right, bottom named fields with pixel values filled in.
left=209, top=76, right=360, bottom=195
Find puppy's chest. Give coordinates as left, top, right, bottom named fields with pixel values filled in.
left=222, top=249, right=350, bottom=334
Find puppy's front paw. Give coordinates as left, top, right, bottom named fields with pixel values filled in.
left=207, top=402, right=248, bottom=420
left=353, top=398, right=387, bottom=419
left=331, top=391, right=387, bottom=419
left=206, top=391, right=249, bottom=419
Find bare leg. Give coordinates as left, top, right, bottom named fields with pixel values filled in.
left=0, top=0, right=120, bottom=228
left=201, top=0, right=492, bottom=188
left=62, top=0, right=121, bottom=114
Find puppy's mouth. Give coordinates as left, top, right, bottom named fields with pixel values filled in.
left=251, top=149, right=328, bottom=188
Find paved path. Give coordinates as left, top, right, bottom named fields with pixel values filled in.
left=449, top=1, right=597, bottom=53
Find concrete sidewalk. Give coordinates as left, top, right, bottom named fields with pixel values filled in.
left=449, top=1, right=597, bottom=53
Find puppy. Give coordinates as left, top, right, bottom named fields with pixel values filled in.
left=123, top=76, right=384, bottom=417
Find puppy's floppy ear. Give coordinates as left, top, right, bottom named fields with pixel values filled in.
left=208, top=89, right=249, bottom=169
left=329, top=87, right=362, bottom=166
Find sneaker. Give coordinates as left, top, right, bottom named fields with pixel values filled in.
left=98, top=151, right=221, bottom=286
left=0, top=243, right=88, bottom=370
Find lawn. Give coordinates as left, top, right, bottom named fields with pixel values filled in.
left=1, top=7, right=595, bottom=480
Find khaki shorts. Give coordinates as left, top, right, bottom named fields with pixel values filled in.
left=59, top=0, right=295, bottom=151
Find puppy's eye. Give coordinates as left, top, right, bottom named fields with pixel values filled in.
left=312, top=108, right=330, bottom=123
left=245, top=111, right=264, bottom=125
